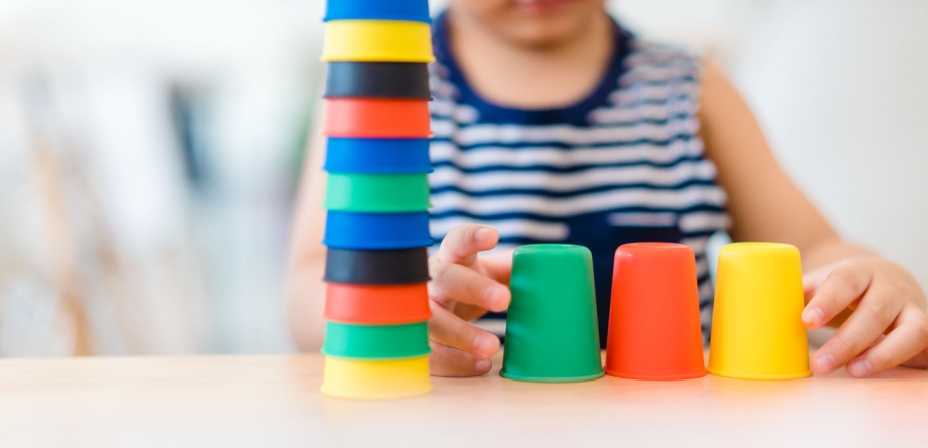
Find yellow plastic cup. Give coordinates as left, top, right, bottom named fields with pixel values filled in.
left=708, top=243, right=812, bottom=379
left=321, top=355, right=432, bottom=399
left=322, top=20, right=434, bottom=63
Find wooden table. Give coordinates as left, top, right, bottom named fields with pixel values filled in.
left=0, top=353, right=925, bottom=447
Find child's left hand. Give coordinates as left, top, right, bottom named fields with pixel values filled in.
left=802, top=256, right=928, bottom=377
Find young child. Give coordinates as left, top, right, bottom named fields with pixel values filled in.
left=288, top=0, right=928, bottom=377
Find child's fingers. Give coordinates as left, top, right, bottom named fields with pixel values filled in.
left=428, top=260, right=510, bottom=312
left=845, top=309, right=928, bottom=376
left=436, top=224, right=499, bottom=266
left=427, top=305, right=500, bottom=359
left=802, top=261, right=873, bottom=329
left=812, top=286, right=903, bottom=374
left=428, top=341, right=493, bottom=377
left=802, top=265, right=832, bottom=303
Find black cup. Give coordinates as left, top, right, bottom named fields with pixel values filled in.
left=324, top=62, right=432, bottom=100
left=324, top=247, right=431, bottom=285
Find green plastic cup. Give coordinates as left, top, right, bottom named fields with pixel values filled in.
left=322, top=321, right=431, bottom=360
left=324, top=173, right=430, bottom=213
left=501, top=244, right=605, bottom=383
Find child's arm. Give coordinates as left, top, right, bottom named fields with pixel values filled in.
left=699, top=61, right=928, bottom=376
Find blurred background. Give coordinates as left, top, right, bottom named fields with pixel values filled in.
left=0, top=0, right=925, bottom=356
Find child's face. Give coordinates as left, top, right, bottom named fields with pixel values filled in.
left=449, top=0, right=608, bottom=48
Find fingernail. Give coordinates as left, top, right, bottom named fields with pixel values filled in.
left=849, top=360, right=872, bottom=377
left=475, top=227, right=492, bottom=243
left=815, top=354, right=836, bottom=373
left=485, top=286, right=508, bottom=309
left=475, top=359, right=492, bottom=374
left=802, top=307, right=824, bottom=327
left=475, top=335, right=498, bottom=356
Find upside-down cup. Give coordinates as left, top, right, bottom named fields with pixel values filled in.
left=324, top=0, right=431, bottom=23
left=324, top=173, right=430, bottom=213
left=324, top=247, right=430, bottom=285
left=321, top=355, right=432, bottom=399
left=604, top=243, right=706, bottom=380
left=323, top=98, right=431, bottom=138
left=708, top=243, right=812, bottom=379
left=324, top=62, right=432, bottom=100
left=323, top=211, right=432, bottom=250
left=501, top=244, right=604, bottom=383
left=324, top=283, right=431, bottom=325
left=322, top=20, right=434, bottom=63
left=324, top=138, right=432, bottom=174
left=322, top=321, right=431, bottom=359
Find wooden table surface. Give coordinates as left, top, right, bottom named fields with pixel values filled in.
left=0, top=353, right=926, bottom=448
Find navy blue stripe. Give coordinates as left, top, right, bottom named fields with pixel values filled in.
left=431, top=107, right=695, bottom=129
left=429, top=133, right=696, bottom=151
left=429, top=204, right=726, bottom=221
left=431, top=178, right=718, bottom=198
left=430, top=154, right=705, bottom=175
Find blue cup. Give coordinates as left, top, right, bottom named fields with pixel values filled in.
left=324, top=211, right=433, bottom=250
left=325, top=138, right=432, bottom=174
left=324, top=0, right=431, bottom=23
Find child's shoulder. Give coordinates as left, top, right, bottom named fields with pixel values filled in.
left=621, top=33, right=703, bottom=79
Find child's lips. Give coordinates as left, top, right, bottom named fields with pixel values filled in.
left=512, top=0, right=574, bottom=15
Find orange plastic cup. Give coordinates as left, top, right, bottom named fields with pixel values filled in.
left=604, top=243, right=707, bottom=380
left=323, top=98, right=431, bottom=138
left=323, top=283, right=432, bottom=325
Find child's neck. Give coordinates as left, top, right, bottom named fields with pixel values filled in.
left=448, top=10, right=614, bottom=110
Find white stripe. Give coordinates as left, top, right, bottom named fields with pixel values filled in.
left=430, top=137, right=704, bottom=168
left=698, top=281, right=715, bottom=303
left=430, top=160, right=717, bottom=192
left=696, top=257, right=710, bottom=279
left=430, top=218, right=569, bottom=242
left=431, top=118, right=699, bottom=147
left=626, top=45, right=693, bottom=65
left=432, top=185, right=727, bottom=217
left=430, top=100, right=479, bottom=123
left=679, top=212, right=732, bottom=233
left=609, top=81, right=699, bottom=106
left=474, top=319, right=507, bottom=335
left=700, top=301, right=714, bottom=329
left=620, top=63, right=697, bottom=86
left=588, top=100, right=698, bottom=124
left=607, top=211, right=677, bottom=227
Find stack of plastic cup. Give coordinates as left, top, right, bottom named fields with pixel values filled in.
left=319, top=0, right=435, bottom=400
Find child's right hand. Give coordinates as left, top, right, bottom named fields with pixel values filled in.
left=427, top=225, right=512, bottom=376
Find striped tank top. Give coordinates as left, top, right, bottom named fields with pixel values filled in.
left=427, top=13, right=730, bottom=346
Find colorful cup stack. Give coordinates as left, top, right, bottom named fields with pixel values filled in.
left=318, top=0, right=436, bottom=400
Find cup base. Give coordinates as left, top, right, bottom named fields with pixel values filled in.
left=321, top=356, right=433, bottom=399
left=500, top=369, right=605, bottom=383
left=604, top=368, right=707, bottom=381
left=321, top=383, right=433, bottom=400
left=707, top=367, right=812, bottom=380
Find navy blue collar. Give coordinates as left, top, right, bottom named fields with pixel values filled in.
left=432, top=10, right=633, bottom=126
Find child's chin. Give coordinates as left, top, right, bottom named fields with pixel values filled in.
left=504, top=17, right=592, bottom=48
